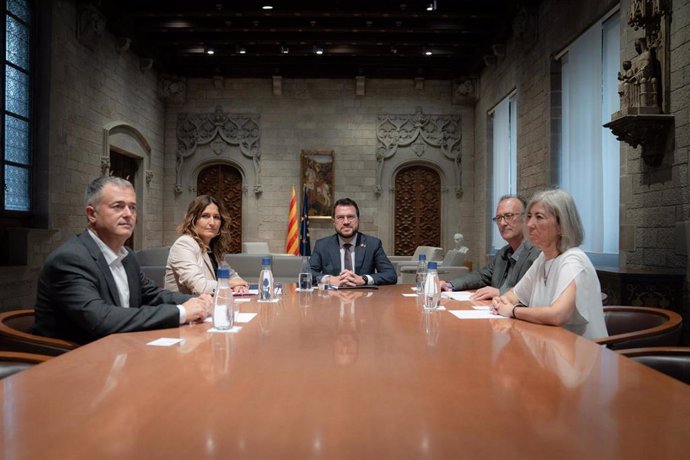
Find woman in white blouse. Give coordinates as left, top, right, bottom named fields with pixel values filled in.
left=491, top=189, right=607, bottom=340
left=165, top=195, right=248, bottom=295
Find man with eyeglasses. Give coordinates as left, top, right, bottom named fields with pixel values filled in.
left=440, top=195, right=540, bottom=300
left=309, top=197, right=397, bottom=287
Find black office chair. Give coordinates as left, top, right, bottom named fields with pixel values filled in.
left=0, top=351, right=51, bottom=380
left=0, top=310, right=78, bottom=356
left=618, top=347, right=690, bottom=385
left=593, top=306, right=682, bottom=350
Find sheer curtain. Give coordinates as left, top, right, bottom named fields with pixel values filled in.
left=491, top=94, right=517, bottom=252
left=560, top=12, right=620, bottom=260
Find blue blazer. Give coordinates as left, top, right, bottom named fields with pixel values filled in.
left=309, top=233, right=397, bottom=285
left=34, top=232, right=192, bottom=344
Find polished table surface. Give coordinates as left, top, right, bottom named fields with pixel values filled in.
left=2, top=285, right=690, bottom=459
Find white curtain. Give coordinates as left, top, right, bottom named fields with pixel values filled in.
left=560, top=12, right=620, bottom=258
left=491, top=94, right=517, bottom=252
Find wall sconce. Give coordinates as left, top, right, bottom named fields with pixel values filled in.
left=313, top=45, right=323, bottom=55
left=426, top=1, right=437, bottom=11
left=280, top=44, right=289, bottom=54
left=204, top=46, right=215, bottom=55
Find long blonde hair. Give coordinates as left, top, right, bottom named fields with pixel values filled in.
left=177, top=195, right=232, bottom=259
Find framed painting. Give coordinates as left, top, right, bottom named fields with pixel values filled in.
left=300, top=150, right=334, bottom=219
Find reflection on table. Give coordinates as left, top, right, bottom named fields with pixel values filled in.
left=2, top=284, right=690, bottom=459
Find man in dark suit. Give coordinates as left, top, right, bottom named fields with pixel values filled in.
left=310, top=198, right=397, bottom=287
left=441, top=195, right=540, bottom=300
left=34, top=176, right=212, bottom=344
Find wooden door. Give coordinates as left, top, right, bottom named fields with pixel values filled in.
left=109, top=151, right=138, bottom=249
left=197, top=164, right=243, bottom=254
left=394, top=165, right=441, bottom=256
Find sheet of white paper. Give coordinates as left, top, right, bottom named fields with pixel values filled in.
left=449, top=310, right=507, bottom=320
left=234, top=289, right=259, bottom=296
left=236, top=312, right=257, bottom=323
left=234, top=298, right=251, bottom=303
left=442, top=291, right=473, bottom=301
left=208, top=326, right=242, bottom=333
left=472, top=305, right=490, bottom=310
left=402, top=293, right=417, bottom=297
left=147, top=338, right=183, bottom=346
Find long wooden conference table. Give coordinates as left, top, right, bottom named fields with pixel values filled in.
left=2, top=284, right=690, bottom=459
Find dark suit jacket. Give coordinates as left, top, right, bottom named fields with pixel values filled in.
left=450, top=241, right=540, bottom=294
left=309, top=233, right=397, bottom=285
left=34, top=232, right=192, bottom=344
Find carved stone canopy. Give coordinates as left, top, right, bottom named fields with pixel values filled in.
left=176, top=105, right=262, bottom=194
left=605, top=0, right=673, bottom=168
left=376, top=108, right=463, bottom=197
left=77, top=3, right=106, bottom=50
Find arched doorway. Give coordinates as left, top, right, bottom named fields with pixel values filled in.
left=394, top=165, right=441, bottom=256
left=197, top=164, right=243, bottom=254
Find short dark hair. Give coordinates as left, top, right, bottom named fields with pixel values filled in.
left=333, top=197, right=360, bottom=218
left=85, top=176, right=133, bottom=207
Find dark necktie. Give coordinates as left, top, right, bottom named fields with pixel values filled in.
left=343, top=244, right=353, bottom=271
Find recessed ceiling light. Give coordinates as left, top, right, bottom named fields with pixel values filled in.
left=205, top=47, right=215, bottom=55
left=425, top=50, right=433, bottom=56
left=239, top=47, right=247, bottom=54
left=262, top=5, right=273, bottom=10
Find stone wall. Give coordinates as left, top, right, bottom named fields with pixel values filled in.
left=1, top=0, right=688, bottom=316
left=161, top=78, right=475, bottom=257
left=474, top=0, right=619, bottom=268
left=476, top=0, right=689, bottom=322
left=0, top=0, right=165, bottom=310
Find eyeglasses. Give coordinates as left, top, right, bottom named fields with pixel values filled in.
left=492, top=212, right=523, bottom=224
left=334, top=215, right=358, bottom=222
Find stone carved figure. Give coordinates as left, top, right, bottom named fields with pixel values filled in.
left=617, top=37, right=661, bottom=115
left=443, top=233, right=469, bottom=267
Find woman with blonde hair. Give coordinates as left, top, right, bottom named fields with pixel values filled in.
left=491, top=189, right=607, bottom=340
left=165, top=195, right=248, bottom=295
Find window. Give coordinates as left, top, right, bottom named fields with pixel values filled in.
left=489, top=92, right=517, bottom=252
left=2, top=0, right=32, bottom=214
left=558, top=10, right=620, bottom=265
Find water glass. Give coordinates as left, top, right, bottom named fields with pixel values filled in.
left=299, top=272, right=314, bottom=291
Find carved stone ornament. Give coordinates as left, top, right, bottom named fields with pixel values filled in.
left=605, top=0, right=673, bottom=167
left=452, top=79, right=477, bottom=105
left=604, top=114, right=673, bottom=167
left=145, top=170, right=154, bottom=185
left=512, top=6, right=538, bottom=47
left=158, top=75, right=186, bottom=103
left=176, top=105, right=262, bottom=195
left=100, top=156, right=111, bottom=176
left=77, top=3, right=106, bottom=50
left=376, top=107, right=463, bottom=197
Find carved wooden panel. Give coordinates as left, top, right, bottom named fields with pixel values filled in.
left=394, top=166, right=441, bottom=256
left=197, top=165, right=243, bottom=254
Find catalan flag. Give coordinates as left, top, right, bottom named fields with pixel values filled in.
left=299, top=186, right=311, bottom=256
left=285, top=186, right=299, bottom=255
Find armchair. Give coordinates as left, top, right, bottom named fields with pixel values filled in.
left=392, top=246, right=444, bottom=275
